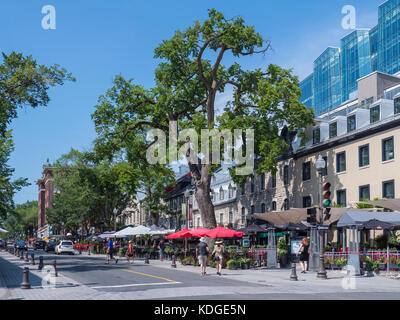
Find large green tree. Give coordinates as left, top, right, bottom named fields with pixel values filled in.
left=92, top=9, right=314, bottom=229
left=0, top=51, right=74, bottom=225
left=1, top=200, right=38, bottom=239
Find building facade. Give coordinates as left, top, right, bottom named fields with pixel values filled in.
left=36, top=167, right=54, bottom=238
left=300, top=0, right=400, bottom=116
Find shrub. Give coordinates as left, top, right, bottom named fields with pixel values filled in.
left=226, top=259, right=237, bottom=269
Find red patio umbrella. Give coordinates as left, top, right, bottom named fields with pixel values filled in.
left=190, top=227, right=210, bottom=238
left=204, top=227, right=243, bottom=238
left=165, top=229, right=193, bottom=239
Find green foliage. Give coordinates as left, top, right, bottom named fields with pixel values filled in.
left=118, top=247, right=124, bottom=257
left=226, top=259, right=238, bottom=269
left=277, top=237, right=289, bottom=251
left=334, top=258, right=347, bottom=266
left=0, top=51, right=75, bottom=137
left=46, top=149, right=135, bottom=234
left=1, top=200, right=37, bottom=239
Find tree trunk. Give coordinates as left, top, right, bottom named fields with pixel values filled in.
left=194, top=177, right=216, bottom=230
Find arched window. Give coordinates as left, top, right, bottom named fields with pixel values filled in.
left=250, top=205, right=255, bottom=215
left=271, top=201, right=277, bottom=211
left=228, top=184, right=233, bottom=198
left=260, top=173, right=265, bottom=190
left=261, top=203, right=266, bottom=213
left=241, top=207, right=246, bottom=223
left=283, top=199, right=290, bottom=211
left=219, top=187, right=224, bottom=200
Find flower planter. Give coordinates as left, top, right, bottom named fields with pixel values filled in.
left=389, top=264, right=399, bottom=270
left=378, top=264, right=386, bottom=270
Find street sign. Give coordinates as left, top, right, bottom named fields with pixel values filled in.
left=242, top=238, right=250, bottom=248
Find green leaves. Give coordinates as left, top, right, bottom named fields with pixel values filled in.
left=0, top=51, right=75, bottom=137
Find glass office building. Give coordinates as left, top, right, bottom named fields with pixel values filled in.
left=313, top=47, right=342, bottom=116
left=299, top=73, right=314, bottom=108
left=300, top=0, right=400, bottom=116
left=341, top=30, right=372, bottom=102
left=377, top=0, right=400, bottom=75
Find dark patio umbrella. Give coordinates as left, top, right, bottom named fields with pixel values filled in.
left=360, top=219, right=397, bottom=230
left=239, top=224, right=267, bottom=235
left=275, top=222, right=307, bottom=232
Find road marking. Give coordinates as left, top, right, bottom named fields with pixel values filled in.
left=121, top=269, right=179, bottom=283
left=90, top=282, right=181, bottom=289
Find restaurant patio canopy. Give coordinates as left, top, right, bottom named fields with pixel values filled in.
left=337, top=211, right=400, bottom=227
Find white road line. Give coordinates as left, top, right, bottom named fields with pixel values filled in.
left=91, top=282, right=182, bottom=289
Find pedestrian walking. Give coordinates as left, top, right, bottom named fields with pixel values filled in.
left=196, top=237, right=210, bottom=276
left=297, top=237, right=309, bottom=273
left=105, top=237, right=119, bottom=264
left=212, top=240, right=224, bottom=276
left=126, top=240, right=135, bottom=264
left=157, top=239, right=165, bottom=261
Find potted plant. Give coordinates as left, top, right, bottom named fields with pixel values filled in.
left=378, top=256, right=386, bottom=270
left=324, top=257, right=333, bottom=269
left=227, top=259, right=238, bottom=270
left=365, top=258, right=374, bottom=277
left=240, top=257, right=252, bottom=269
left=389, top=256, right=399, bottom=270
left=334, top=258, right=347, bottom=269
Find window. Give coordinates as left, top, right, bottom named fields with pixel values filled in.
left=383, top=180, right=395, bottom=199
left=241, top=183, right=245, bottom=195
left=250, top=205, right=255, bottom=215
left=336, top=152, right=346, bottom=173
left=241, top=207, right=246, bottom=223
left=303, top=196, right=312, bottom=208
left=219, top=213, right=223, bottom=225
left=228, top=184, right=233, bottom=198
left=197, top=218, right=200, bottom=227
left=313, top=128, right=321, bottom=144
left=261, top=203, right=266, bottom=213
left=347, top=115, right=356, bottom=132
left=271, top=173, right=277, bottom=188
left=302, top=162, right=311, bottom=181
left=210, top=191, right=214, bottom=201
left=370, top=105, right=380, bottom=123
left=283, top=199, right=289, bottom=210
left=329, top=122, right=337, bottom=138
left=271, top=201, right=277, bottom=211
left=359, top=185, right=370, bottom=201
left=359, top=144, right=370, bottom=167
left=283, top=165, right=289, bottom=185
left=250, top=178, right=255, bottom=193
left=219, top=187, right=224, bottom=200
left=260, top=173, right=265, bottom=190
left=336, top=190, right=347, bottom=207
left=395, top=97, right=400, bottom=114
left=382, top=137, right=394, bottom=161
left=229, top=211, right=233, bottom=224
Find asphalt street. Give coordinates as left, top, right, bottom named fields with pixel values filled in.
left=30, top=249, right=268, bottom=294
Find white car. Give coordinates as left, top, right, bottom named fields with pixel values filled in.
left=55, top=240, right=75, bottom=255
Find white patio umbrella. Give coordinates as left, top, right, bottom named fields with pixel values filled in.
left=0, top=227, right=8, bottom=234
left=129, top=225, right=151, bottom=236
left=114, top=226, right=136, bottom=236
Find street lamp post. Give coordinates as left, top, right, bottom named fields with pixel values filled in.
left=316, top=155, right=327, bottom=280
left=113, top=208, right=118, bottom=240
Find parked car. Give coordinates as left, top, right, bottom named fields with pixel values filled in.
left=0, top=239, right=5, bottom=248
left=14, top=241, right=28, bottom=251
left=55, top=240, right=75, bottom=255
left=44, top=241, right=57, bottom=252
left=6, top=240, right=15, bottom=249
left=33, top=240, right=46, bottom=250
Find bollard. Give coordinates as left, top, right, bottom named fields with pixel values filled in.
left=24, top=251, right=29, bottom=262
left=20, top=250, right=24, bottom=260
left=171, top=255, right=176, bottom=268
left=30, top=253, right=35, bottom=265
left=290, top=262, right=298, bottom=281
left=52, top=260, right=58, bottom=277
left=38, top=256, right=44, bottom=270
left=21, top=267, right=31, bottom=289
left=145, top=253, right=150, bottom=264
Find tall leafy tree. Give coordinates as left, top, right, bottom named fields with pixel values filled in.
left=92, top=9, right=314, bottom=229
left=1, top=200, right=38, bottom=239
left=0, top=51, right=74, bottom=225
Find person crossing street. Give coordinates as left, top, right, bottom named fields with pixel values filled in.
left=105, top=237, right=119, bottom=264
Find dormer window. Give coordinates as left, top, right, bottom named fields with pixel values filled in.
left=219, top=187, right=224, bottom=200
left=228, top=184, right=233, bottom=198
left=370, top=105, right=380, bottom=123
left=347, top=115, right=356, bottom=132
left=395, top=97, right=400, bottom=115
left=313, top=128, right=320, bottom=144
left=329, top=122, right=337, bottom=138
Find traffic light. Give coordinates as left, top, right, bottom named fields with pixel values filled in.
left=323, top=207, right=332, bottom=221
left=322, top=182, right=332, bottom=208
left=307, top=207, right=317, bottom=225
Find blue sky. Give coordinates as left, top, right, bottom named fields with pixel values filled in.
left=1, top=0, right=382, bottom=204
